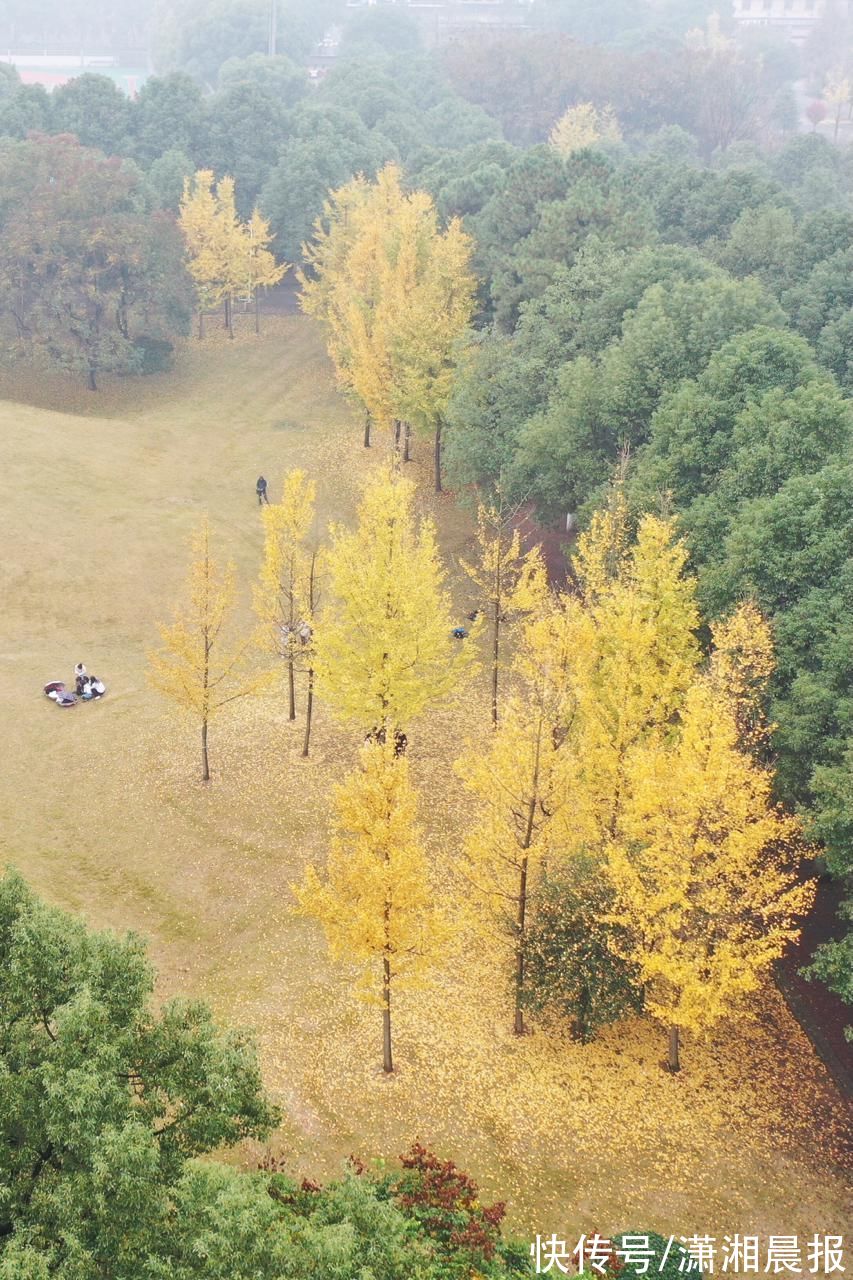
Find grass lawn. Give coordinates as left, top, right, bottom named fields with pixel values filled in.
left=1, top=315, right=850, bottom=1257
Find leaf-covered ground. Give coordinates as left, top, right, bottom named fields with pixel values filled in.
left=1, top=315, right=849, bottom=1253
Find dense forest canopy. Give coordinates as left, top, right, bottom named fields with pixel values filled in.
left=0, top=1, right=851, bottom=1267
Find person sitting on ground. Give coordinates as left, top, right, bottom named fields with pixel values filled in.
left=451, top=626, right=468, bottom=640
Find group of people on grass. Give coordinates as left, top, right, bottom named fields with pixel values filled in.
left=44, top=662, right=105, bottom=707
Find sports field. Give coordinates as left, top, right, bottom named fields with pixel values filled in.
left=1, top=315, right=850, bottom=1246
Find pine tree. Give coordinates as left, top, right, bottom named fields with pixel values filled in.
left=457, top=594, right=575, bottom=1034
left=293, top=741, right=442, bottom=1073
left=460, top=490, right=547, bottom=726
left=315, top=467, right=471, bottom=739
left=148, top=518, right=267, bottom=782
left=254, top=469, right=320, bottom=740
left=607, top=676, right=815, bottom=1071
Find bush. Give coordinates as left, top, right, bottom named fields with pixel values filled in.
left=133, top=334, right=175, bottom=374
left=614, top=1231, right=704, bottom=1278
left=522, top=868, right=644, bottom=1042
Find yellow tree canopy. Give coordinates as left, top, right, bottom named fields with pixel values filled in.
left=299, top=175, right=374, bottom=395
left=460, top=494, right=547, bottom=724
left=293, top=740, right=442, bottom=1002
left=458, top=596, right=576, bottom=929
left=386, top=199, right=475, bottom=440
left=254, top=468, right=318, bottom=659
left=315, top=467, right=472, bottom=731
left=549, top=102, right=621, bottom=156
left=148, top=517, right=263, bottom=720
left=460, top=499, right=547, bottom=621
left=562, top=506, right=700, bottom=854
left=607, top=676, right=815, bottom=1037
left=299, top=164, right=475, bottom=442
left=179, top=170, right=245, bottom=310
left=709, top=600, right=775, bottom=752
left=244, top=206, right=288, bottom=299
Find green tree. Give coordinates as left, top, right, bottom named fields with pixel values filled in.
left=523, top=868, right=644, bottom=1042
left=147, top=146, right=196, bottom=210
left=217, top=52, right=308, bottom=107
left=0, top=870, right=278, bottom=1271
left=514, top=274, right=783, bottom=517
left=203, top=82, right=289, bottom=216
left=0, top=83, right=51, bottom=139
left=50, top=72, right=133, bottom=156
left=132, top=71, right=208, bottom=165
left=0, top=135, right=192, bottom=389
left=260, top=105, right=394, bottom=263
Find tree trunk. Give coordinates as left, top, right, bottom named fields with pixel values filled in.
left=434, top=420, right=443, bottom=494
left=255, top=291, right=260, bottom=335
left=87, top=364, right=97, bottom=392
left=198, top=309, right=204, bottom=340
left=382, top=953, right=394, bottom=1074
left=201, top=718, right=210, bottom=783
left=576, top=983, right=591, bottom=1043
left=226, top=295, right=234, bottom=339
left=667, top=1024, right=680, bottom=1072
left=403, top=421, right=411, bottom=462
left=513, top=855, right=529, bottom=1035
left=302, top=668, right=314, bottom=758
left=363, top=411, right=371, bottom=449
left=491, top=600, right=500, bottom=728
left=288, top=657, right=296, bottom=721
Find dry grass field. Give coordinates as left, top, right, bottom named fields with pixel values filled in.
left=1, top=314, right=850, bottom=1256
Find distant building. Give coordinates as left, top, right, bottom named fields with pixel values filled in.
left=344, top=0, right=536, bottom=43
left=0, top=53, right=147, bottom=95
left=732, top=0, right=849, bottom=44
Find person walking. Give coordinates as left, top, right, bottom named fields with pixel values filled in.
left=256, top=475, right=269, bottom=505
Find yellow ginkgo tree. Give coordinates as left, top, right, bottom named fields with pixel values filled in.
left=549, top=102, right=621, bottom=156
left=386, top=188, right=476, bottom=490
left=244, top=206, right=289, bottom=335
left=607, top=675, right=814, bottom=1072
left=546, top=485, right=814, bottom=1071
left=299, top=165, right=475, bottom=475
left=148, top=518, right=268, bottom=782
left=560, top=499, right=700, bottom=856
left=179, top=170, right=244, bottom=338
left=180, top=170, right=286, bottom=339
left=315, top=467, right=474, bottom=741
left=457, top=593, right=575, bottom=1034
left=254, top=469, right=320, bottom=747
left=299, top=176, right=374, bottom=445
left=460, top=490, right=547, bottom=726
left=293, top=740, right=444, bottom=1073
